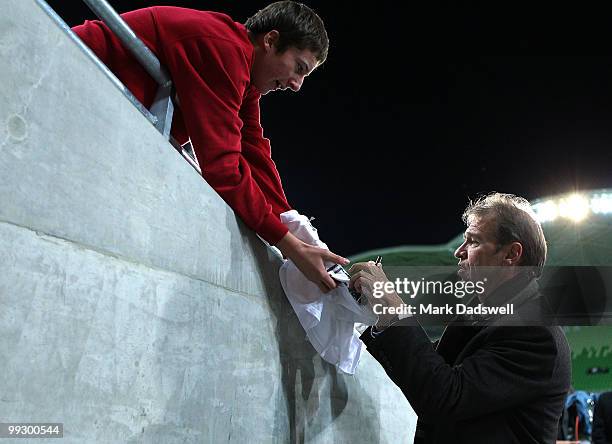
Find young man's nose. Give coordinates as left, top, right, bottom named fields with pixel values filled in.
left=288, top=76, right=304, bottom=92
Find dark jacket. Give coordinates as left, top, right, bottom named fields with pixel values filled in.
left=593, top=391, right=612, bottom=444
left=361, top=274, right=571, bottom=443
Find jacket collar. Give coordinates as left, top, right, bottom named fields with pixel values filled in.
left=482, top=271, right=538, bottom=309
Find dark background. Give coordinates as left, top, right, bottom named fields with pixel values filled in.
left=48, top=1, right=612, bottom=256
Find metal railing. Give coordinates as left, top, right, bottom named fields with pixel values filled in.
left=80, top=0, right=174, bottom=138
left=35, top=0, right=201, bottom=172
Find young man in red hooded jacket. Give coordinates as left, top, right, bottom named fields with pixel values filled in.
left=73, top=1, right=348, bottom=293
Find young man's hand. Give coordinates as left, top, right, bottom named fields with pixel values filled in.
left=276, top=232, right=349, bottom=293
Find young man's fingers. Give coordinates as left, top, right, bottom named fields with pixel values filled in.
left=321, top=273, right=337, bottom=292
left=324, top=249, right=349, bottom=266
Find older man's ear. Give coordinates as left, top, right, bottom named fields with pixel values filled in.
left=504, top=242, right=523, bottom=266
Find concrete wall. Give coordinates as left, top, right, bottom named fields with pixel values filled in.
left=0, top=1, right=416, bottom=442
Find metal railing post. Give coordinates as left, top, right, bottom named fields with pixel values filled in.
left=34, top=0, right=159, bottom=127
left=81, top=0, right=175, bottom=138
left=35, top=0, right=200, bottom=171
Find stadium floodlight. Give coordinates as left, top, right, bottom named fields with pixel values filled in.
left=591, top=193, right=612, bottom=214
left=558, top=194, right=590, bottom=222
left=532, top=190, right=612, bottom=224
left=532, top=200, right=559, bottom=223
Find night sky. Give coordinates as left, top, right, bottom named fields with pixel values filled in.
left=47, top=1, right=612, bottom=256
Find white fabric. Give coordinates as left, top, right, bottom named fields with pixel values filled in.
left=278, top=210, right=377, bottom=374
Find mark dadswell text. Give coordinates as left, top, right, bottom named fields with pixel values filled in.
left=420, top=303, right=514, bottom=316
left=375, top=303, right=515, bottom=316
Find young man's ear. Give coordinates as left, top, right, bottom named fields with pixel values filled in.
left=504, top=242, right=523, bottom=266
left=263, top=30, right=280, bottom=51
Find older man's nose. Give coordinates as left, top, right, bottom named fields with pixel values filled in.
left=454, top=244, right=466, bottom=259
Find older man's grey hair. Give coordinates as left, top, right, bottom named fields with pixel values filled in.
left=462, top=192, right=547, bottom=276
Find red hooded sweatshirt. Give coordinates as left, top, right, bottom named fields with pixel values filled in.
left=73, top=6, right=291, bottom=244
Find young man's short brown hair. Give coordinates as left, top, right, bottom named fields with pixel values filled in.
left=245, top=1, right=329, bottom=63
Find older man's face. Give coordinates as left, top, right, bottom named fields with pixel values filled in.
left=454, top=215, right=507, bottom=281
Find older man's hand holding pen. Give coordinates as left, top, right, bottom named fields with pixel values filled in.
left=348, top=259, right=407, bottom=328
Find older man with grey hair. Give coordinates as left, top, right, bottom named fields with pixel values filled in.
left=350, top=192, right=571, bottom=444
